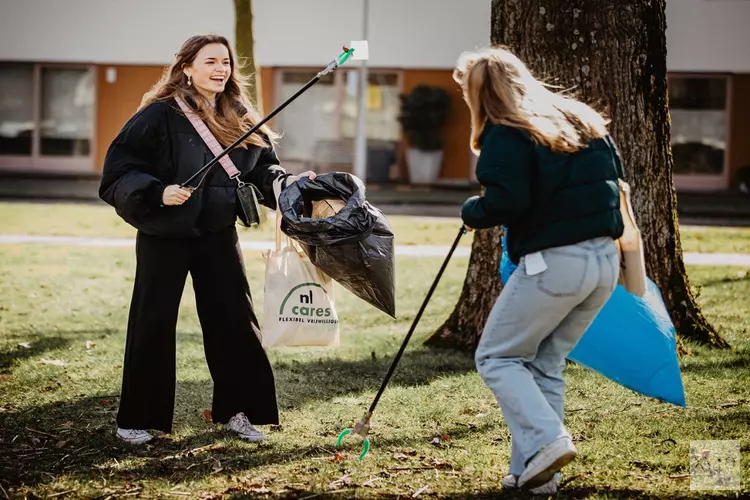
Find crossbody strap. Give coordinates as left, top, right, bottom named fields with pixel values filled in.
left=174, top=96, right=242, bottom=182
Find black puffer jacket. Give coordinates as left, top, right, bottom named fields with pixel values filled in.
left=99, top=98, right=286, bottom=238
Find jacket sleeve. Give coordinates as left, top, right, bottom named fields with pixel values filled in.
left=241, top=142, right=289, bottom=210
left=461, top=127, right=533, bottom=229
left=98, top=103, right=166, bottom=222
left=605, top=135, right=626, bottom=179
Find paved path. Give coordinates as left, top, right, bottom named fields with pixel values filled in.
left=2, top=233, right=750, bottom=266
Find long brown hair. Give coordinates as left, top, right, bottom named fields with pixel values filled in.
left=453, top=46, right=609, bottom=154
left=141, top=34, right=277, bottom=148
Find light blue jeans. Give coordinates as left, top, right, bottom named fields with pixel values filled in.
left=475, top=237, right=619, bottom=475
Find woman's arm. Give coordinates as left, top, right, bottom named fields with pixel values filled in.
left=461, top=126, right=534, bottom=229
left=241, top=144, right=288, bottom=210
left=98, top=103, right=167, bottom=221
left=242, top=141, right=316, bottom=210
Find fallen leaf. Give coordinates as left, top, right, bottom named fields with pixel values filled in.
left=441, top=435, right=452, bottom=441
left=85, top=340, right=97, bottom=350
left=55, top=440, right=68, bottom=448
left=61, top=421, right=74, bottom=429
left=331, top=397, right=361, bottom=405
left=244, top=487, right=271, bottom=494
left=200, top=409, right=213, bottom=424
left=0, top=374, right=12, bottom=383
left=428, top=458, right=453, bottom=470
left=40, top=359, right=66, bottom=367
left=329, top=453, right=345, bottom=463
left=100, top=399, right=110, bottom=406
left=18, top=342, right=31, bottom=349
left=412, top=485, right=429, bottom=498
left=362, top=478, right=381, bottom=488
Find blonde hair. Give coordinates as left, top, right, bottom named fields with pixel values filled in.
left=453, top=46, right=609, bottom=154
left=140, top=34, right=277, bottom=148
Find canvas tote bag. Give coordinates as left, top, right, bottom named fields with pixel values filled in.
left=615, top=179, right=647, bottom=297
left=261, top=179, right=340, bottom=347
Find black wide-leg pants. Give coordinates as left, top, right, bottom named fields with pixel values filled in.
left=116, top=226, right=279, bottom=433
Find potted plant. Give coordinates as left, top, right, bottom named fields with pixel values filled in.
left=397, top=84, right=451, bottom=184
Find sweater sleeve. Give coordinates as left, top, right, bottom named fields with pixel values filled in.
left=239, top=142, right=288, bottom=210
left=98, top=103, right=166, bottom=222
left=605, top=135, right=626, bottom=179
left=461, top=126, right=534, bottom=229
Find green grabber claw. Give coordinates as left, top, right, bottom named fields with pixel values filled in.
left=335, top=411, right=372, bottom=462
left=337, top=46, right=356, bottom=66
left=318, top=46, right=356, bottom=79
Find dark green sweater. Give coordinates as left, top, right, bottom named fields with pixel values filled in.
left=461, top=122, right=624, bottom=264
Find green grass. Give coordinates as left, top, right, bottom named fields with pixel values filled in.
left=0, top=201, right=471, bottom=247
left=1, top=239, right=748, bottom=498
left=2, top=201, right=750, bottom=253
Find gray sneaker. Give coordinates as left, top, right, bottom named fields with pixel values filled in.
left=116, top=428, right=153, bottom=445
left=519, top=437, right=577, bottom=488
left=225, top=413, right=267, bottom=442
left=503, top=473, right=560, bottom=494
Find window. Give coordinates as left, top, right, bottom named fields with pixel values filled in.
left=274, top=69, right=401, bottom=182
left=341, top=72, right=401, bottom=142
left=276, top=71, right=337, bottom=162
left=0, top=63, right=34, bottom=156
left=669, top=76, right=728, bottom=176
left=0, top=62, right=95, bottom=172
left=40, top=68, right=94, bottom=157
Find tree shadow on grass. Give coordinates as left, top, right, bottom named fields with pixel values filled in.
left=438, top=486, right=705, bottom=499
left=679, top=352, right=750, bottom=374
left=273, top=347, right=476, bottom=410
left=0, top=393, right=485, bottom=493
left=0, top=348, right=479, bottom=493
left=0, top=336, right=71, bottom=373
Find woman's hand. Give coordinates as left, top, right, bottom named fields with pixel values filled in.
left=296, top=170, right=317, bottom=180
left=284, top=170, right=318, bottom=187
left=162, top=185, right=192, bottom=206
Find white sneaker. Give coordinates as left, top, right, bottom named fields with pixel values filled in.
left=519, top=437, right=577, bottom=489
left=116, top=428, right=153, bottom=445
left=503, top=473, right=560, bottom=494
left=225, top=412, right=267, bottom=442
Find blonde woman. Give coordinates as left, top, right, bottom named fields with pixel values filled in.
left=454, top=46, right=624, bottom=493
left=100, top=35, right=315, bottom=445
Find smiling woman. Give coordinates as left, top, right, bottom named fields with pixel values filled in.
left=96, top=34, right=317, bottom=448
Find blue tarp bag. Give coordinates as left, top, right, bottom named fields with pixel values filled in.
left=499, top=229, right=686, bottom=407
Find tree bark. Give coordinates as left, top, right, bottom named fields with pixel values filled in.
left=426, top=0, right=728, bottom=351
left=234, top=0, right=262, bottom=111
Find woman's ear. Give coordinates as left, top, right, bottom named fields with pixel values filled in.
left=182, top=63, right=190, bottom=80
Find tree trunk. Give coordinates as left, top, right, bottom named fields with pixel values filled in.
left=234, top=0, right=262, bottom=111
left=427, top=0, right=728, bottom=351
left=427, top=227, right=504, bottom=351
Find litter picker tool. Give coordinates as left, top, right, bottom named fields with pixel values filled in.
left=181, top=42, right=368, bottom=190
left=336, top=225, right=469, bottom=461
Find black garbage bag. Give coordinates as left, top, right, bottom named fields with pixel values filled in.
left=278, top=172, right=396, bottom=318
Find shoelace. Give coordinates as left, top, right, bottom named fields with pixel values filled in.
left=232, top=415, right=256, bottom=434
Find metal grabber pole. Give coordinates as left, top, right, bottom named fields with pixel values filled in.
left=181, top=46, right=358, bottom=190
left=336, top=225, right=469, bottom=461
